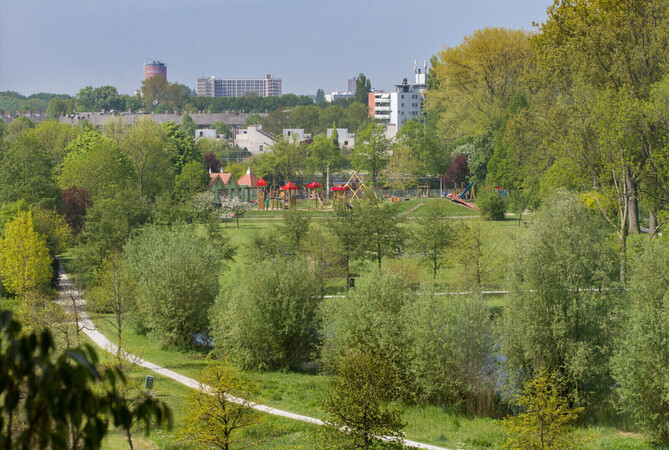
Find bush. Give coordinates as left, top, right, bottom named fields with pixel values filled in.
left=214, top=258, right=321, bottom=370
left=477, top=190, right=506, bottom=221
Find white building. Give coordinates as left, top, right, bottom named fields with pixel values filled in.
left=324, top=91, right=354, bottom=102
left=327, top=128, right=355, bottom=149
left=234, top=125, right=275, bottom=154
left=195, top=129, right=217, bottom=139
left=368, top=61, right=427, bottom=136
left=283, top=128, right=307, bottom=141
left=197, top=74, right=282, bottom=98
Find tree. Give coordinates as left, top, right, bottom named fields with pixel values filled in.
left=358, top=205, right=403, bottom=270
left=181, top=113, right=197, bottom=138
left=162, top=121, right=202, bottom=175
left=88, top=252, right=138, bottom=362
left=291, top=105, right=320, bottom=134
left=323, top=348, right=405, bottom=449
left=0, top=310, right=171, bottom=449
left=211, top=121, right=232, bottom=139
left=355, top=73, right=372, bottom=105
left=214, top=258, right=321, bottom=370
left=502, top=192, right=617, bottom=407
left=315, top=88, right=325, bottom=104
left=326, top=209, right=362, bottom=283
left=611, top=240, right=669, bottom=444
left=0, top=211, right=52, bottom=295
left=427, top=28, right=532, bottom=142
left=25, top=120, right=79, bottom=167
left=174, top=160, right=209, bottom=200
left=504, top=371, right=584, bottom=450
left=442, top=154, right=468, bottom=187
left=410, top=209, right=454, bottom=280
left=0, top=134, right=60, bottom=209
left=220, top=197, right=249, bottom=229
left=351, top=122, right=389, bottom=188
left=405, top=289, right=494, bottom=410
left=451, top=221, right=502, bottom=290
left=5, top=116, right=35, bottom=144
left=344, top=102, right=370, bottom=132
left=179, top=361, right=263, bottom=449
left=258, top=137, right=306, bottom=185
left=125, top=226, right=221, bottom=347
left=383, top=142, right=420, bottom=191
left=306, top=135, right=343, bottom=177
left=119, top=118, right=172, bottom=198
left=477, top=189, right=506, bottom=221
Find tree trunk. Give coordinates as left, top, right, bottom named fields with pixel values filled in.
left=626, top=167, right=641, bottom=234
left=125, top=429, right=134, bottom=450
left=619, top=230, right=627, bottom=284
left=649, top=208, right=658, bottom=239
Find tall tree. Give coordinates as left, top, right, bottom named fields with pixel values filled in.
left=354, top=73, right=372, bottom=105
left=350, top=122, right=389, bottom=188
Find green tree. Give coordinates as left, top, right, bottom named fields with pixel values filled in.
left=220, top=197, right=249, bottom=230
left=323, top=348, right=405, bottom=449
left=0, top=310, right=171, bottom=449
left=5, top=116, right=35, bottom=144
left=451, top=221, right=502, bottom=290
left=125, top=226, right=221, bottom=347
left=0, top=211, right=52, bottom=295
left=611, top=240, right=669, bottom=444
left=406, top=289, right=494, bottom=409
left=410, top=209, right=454, bottom=280
left=291, top=105, right=320, bottom=134
left=119, top=118, right=172, bottom=198
left=502, top=192, right=617, bottom=407
left=351, top=122, right=389, bottom=188
left=306, top=135, right=343, bottom=177
left=174, top=160, right=209, bottom=200
left=504, top=371, right=584, bottom=450
left=258, top=137, right=306, bottom=185
left=162, top=121, right=202, bottom=174
left=383, top=142, right=420, bottom=191
left=344, top=102, right=370, bottom=132
left=179, top=360, right=263, bottom=450
left=181, top=113, right=197, bottom=138
left=315, top=88, right=325, bottom=104
left=355, top=73, right=372, bottom=105
left=215, top=258, right=321, bottom=370
left=326, top=209, right=362, bottom=283
left=358, top=205, right=403, bottom=270
left=0, top=134, right=60, bottom=208
left=24, top=120, right=79, bottom=168
left=211, top=121, right=232, bottom=139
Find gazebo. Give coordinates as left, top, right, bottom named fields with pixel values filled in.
left=282, top=182, right=299, bottom=208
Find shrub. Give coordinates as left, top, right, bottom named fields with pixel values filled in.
left=477, top=190, right=506, bottom=221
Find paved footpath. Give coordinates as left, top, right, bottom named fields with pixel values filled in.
left=57, top=264, right=448, bottom=450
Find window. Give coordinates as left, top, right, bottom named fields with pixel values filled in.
left=259, top=145, right=263, bottom=152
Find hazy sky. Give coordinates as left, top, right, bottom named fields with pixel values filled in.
left=1, top=0, right=552, bottom=97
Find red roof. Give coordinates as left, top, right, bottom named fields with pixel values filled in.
left=209, top=173, right=234, bottom=188
left=238, top=173, right=261, bottom=187
left=306, top=182, right=322, bottom=189
left=282, top=182, right=298, bottom=190
left=257, top=178, right=267, bottom=187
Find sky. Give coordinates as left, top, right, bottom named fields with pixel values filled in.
left=0, top=0, right=553, bottom=97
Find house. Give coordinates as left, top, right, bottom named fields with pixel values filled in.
left=237, top=168, right=262, bottom=201
left=233, top=124, right=275, bottom=154
left=209, top=172, right=241, bottom=200
left=327, top=128, right=356, bottom=149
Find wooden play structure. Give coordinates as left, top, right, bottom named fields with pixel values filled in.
left=281, top=182, right=298, bottom=208
left=256, top=178, right=267, bottom=210
left=343, top=172, right=376, bottom=203
left=331, top=185, right=350, bottom=210
left=306, top=182, right=325, bottom=210
left=417, top=185, right=430, bottom=198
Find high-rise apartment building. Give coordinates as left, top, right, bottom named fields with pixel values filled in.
left=144, top=60, right=167, bottom=80
left=347, top=77, right=358, bottom=95
left=197, top=74, right=282, bottom=98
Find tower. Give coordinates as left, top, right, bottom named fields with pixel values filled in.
left=144, top=59, right=167, bottom=80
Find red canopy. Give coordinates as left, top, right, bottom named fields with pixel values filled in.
left=282, top=182, right=298, bottom=190
left=307, top=182, right=322, bottom=189
left=332, top=185, right=349, bottom=191
left=257, top=177, right=267, bottom=187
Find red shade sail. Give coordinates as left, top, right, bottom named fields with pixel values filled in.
left=307, top=182, right=322, bottom=189
left=282, top=182, right=298, bottom=190
left=257, top=178, right=267, bottom=187
left=332, top=185, right=349, bottom=191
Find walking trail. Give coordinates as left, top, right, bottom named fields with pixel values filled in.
left=57, top=264, right=448, bottom=450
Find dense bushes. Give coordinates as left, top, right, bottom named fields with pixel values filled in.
left=476, top=190, right=506, bottom=221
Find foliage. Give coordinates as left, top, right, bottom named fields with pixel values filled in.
left=409, top=209, right=454, bottom=279
left=357, top=205, right=404, bottom=270
left=355, top=73, right=372, bottom=105
left=504, top=371, right=584, bottom=450
left=174, top=160, right=209, bottom=200
left=0, top=134, right=60, bottom=209
left=5, top=117, right=35, bottom=144
left=179, top=360, right=263, bottom=449
left=326, top=208, right=362, bottom=282
left=256, top=137, right=306, bottom=185
left=323, top=348, right=405, bottom=449
left=180, top=113, right=197, bottom=138
left=451, top=221, right=502, bottom=289
left=306, top=135, right=343, bottom=177
left=322, top=270, right=413, bottom=395
left=220, top=197, right=250, bottom=229
left=611, top=239, right=669, bottom=444
left=351, top=122, right=389, bottom=188
left=405, top=289, right=495, bottom=411
left=75, top=85, right=125, bottom=112
left=443, top=154, right=468, bottom=186
left=477, top=189, right=506, bottom=221
left=211, top=121, right=232, bottom=139
left=124, top=226, right=221, bottom=347
left=214, top=258, right=321, bottom=370
left=279, top=208, right=310, bottom=255
left=0, top=212, right=52, bottom=295
left=0, top=310, right=171, bottom=449
left=383, top=142, right=420, bottom=190
left=502, top=192, right=617, bottom=407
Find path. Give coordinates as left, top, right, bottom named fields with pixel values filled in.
left=57, top=264, right=448, bottom=450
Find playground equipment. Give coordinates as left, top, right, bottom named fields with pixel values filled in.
left=332, top=185, right=350, bottom=210
left=306, top=182, right=325, bottom=210
left=417, top=185, right=430, bottom=199
left=282, top=182, right=298, bottom=208
left=447, top=193, right=478, bottom=210
left=344, top=172, right=376, bottom=203
left=257, top=178, right=267, bottom=210
left=458, top=182, right=474, bottom=199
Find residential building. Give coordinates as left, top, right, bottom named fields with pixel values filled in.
left=234, top=125, right=275, bottom=154
left=144, top=60, right=167, bottom=80
left=195, top=129, right=217, bottom=139
left=347, top=77, right=358, bottom=95
left=368, top=61, right=427, bottom=135
left=326, top=128, right=355, bottom=149
left=324, top=91, right=353, bottom=102
left=209, top=173, right=241, bottom=200
left=197, top=74, right=282, bottom=98
left=283, top=128, right=307, bottom=141
left=237, top=168, right=262, bottom=201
